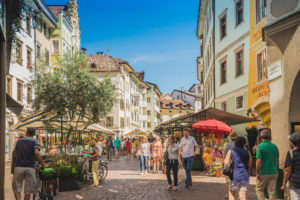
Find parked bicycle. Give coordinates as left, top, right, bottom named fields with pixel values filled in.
left=79, top=155, right=108, bottom=184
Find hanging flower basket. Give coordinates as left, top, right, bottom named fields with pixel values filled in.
left=27, top=64, right=33, bottom=71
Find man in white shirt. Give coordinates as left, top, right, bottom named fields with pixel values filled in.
left=179, top=128, right=199, bottom=188
left=97, top=138, right=103, bottom=157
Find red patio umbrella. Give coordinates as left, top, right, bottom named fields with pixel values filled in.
left=192, top=119, right=233, bottom=135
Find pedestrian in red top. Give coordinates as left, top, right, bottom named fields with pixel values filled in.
left=125, top=138, right=131, bottom=160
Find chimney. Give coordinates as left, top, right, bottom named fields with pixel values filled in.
left=97, top=52, right=104, bottom=55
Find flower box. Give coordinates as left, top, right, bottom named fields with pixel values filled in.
left=27, top=64, right=33, bottom=71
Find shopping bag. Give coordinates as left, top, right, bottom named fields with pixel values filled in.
left=178, top=167, right=186, bottom=183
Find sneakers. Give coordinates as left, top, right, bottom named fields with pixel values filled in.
left=141, top=171, right=144, bottom=175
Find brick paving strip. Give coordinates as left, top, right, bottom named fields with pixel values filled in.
left=5, top=157, right=257, bottom=200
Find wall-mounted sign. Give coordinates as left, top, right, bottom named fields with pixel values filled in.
left=268, top=60, right=282, bottom=81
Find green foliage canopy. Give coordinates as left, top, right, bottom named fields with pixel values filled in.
left=33, top=52, right=115, bottom=139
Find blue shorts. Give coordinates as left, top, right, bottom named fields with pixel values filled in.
left=115, top=147, right=120, bottom=152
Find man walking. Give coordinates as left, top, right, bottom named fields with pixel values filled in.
left=114, top=137, right=121, bottom=159
left=256, top=129, right=279, bottom=200
left=12, top=127, right=47, bottom=200
left=106, top=136, right=114, bottom=161
left=179, top=128, right=198, bottom=188
left=148, top=133, right=155, bottom=171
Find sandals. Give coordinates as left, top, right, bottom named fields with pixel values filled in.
left=172, top=187, right=178, bottom=191
left=167, top=185, right=173, bottom=190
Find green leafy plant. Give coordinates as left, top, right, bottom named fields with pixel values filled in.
left=33, top=51, right=116, bottom=152
left=57, top=166, right=73, bottom=179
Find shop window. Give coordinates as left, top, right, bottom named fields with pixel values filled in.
left=236, top=0, right=244, bottom=26
left=236, top=49, right=244, bottom=77
left=221, top=101, right=227, bottom=111
left=219, top=14, right=226, bottom=39
left=17, top=80, right=23, bottom=103
left=26, top=14, right=31, bottom=36
left=256, top=0, right=266, bottom=24
left=257, top=49, right=267, bottom=82
left=16, top=39, right=23, bottom=65
left=52, top=40, right=59, bottom=54
left=27, top=84, right=32, bottom=105
left=220, top=60, right=227, bottom=84
left=236, top=95, right=244, bottom=109
left=6, top=76, right=12, bottom=96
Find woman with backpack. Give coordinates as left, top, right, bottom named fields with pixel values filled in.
left=224, top=136, right=252, bottom=200
left=281, top=132, right=300, bottom=200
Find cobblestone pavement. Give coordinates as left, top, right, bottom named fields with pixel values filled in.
left=54, top=156, right=257, bottom=200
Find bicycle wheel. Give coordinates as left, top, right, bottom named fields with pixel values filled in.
left=98, top=164, right=108, bottom=182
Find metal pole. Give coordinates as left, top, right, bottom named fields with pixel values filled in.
left=60, top=115, right=63, bottom=153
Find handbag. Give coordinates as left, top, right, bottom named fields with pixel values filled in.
left=222, top=151, right=234, bottom=177
left=162, top=144, right=169, bottom=165
left=178, top=166, right=186, bottom=183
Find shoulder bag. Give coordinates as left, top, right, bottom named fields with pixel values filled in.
left=223, top=150, right=234, bottom=177
left=162, top=143, right=169, bottom=165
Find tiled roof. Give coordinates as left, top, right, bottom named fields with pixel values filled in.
left=87, top=54, right=126, bottom=72
left=160, top=93, right=171, bottom=101
left=160, top=99, right=193, bottom=110
left=135, top=71, right=144, bottom=81
left=48, top=5, right=68, bottom=20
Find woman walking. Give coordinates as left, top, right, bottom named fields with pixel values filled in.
left=281, top=132, right=300, bottom=200
left=153, top=136, right=162, bottom=173
left=165, top=136, right=181, bottom=191
left=84, top=140, right=100, bottom=186
left=131, top=138, right=137, bottom=159
left=139, top=136, right=150, bottom=175
left=161, top=138, right=167, bottom=174
left=224, top=136, right=252, bottom=200
left=125, top=138, right=131, bottom=160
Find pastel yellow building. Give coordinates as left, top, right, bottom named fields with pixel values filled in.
left=248, top=0, right=270, bottom=128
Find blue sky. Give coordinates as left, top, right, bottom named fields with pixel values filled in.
left=45, top=0, right=200, bottom=94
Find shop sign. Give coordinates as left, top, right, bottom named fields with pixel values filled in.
left=268, top=60, right=282, bottom=81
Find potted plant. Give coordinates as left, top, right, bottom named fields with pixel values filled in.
left=57, top=165, right=81, bottom=192
left=27, top=63, right=33, bottom=71
left=16, top=58, right=23, bottom=65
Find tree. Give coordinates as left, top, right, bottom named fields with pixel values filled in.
left=33, top=51, right=115, bottom=148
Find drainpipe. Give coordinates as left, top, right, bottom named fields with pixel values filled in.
left=213, top=0, right=216, bottom=108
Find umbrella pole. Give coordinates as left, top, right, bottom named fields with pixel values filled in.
left=60, top=114, right=63, bottom=154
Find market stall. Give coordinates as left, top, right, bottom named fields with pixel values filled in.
left=154, top=108, right=258, bottom=172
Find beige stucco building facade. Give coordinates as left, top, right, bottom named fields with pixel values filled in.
left=263, top=2, right=300, bottom=166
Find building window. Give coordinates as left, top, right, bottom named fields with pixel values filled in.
left=26, top=14, right=31, bottom=36
left=27, top=84, right=32, bottom=105
left=16, top=40, right=23, bottom=65
left=52, top=40, right=59, bottom=54
left=256, top=0, right=266, bottom=24
left=220, top=14, right=226, bottom=39
left=26, top=47, right=32, bottom=67
left=179, top=110, right=182, bottom=114
left=120, top=118, right=124, bottom=128
left=120, top=99, right=124, bottom=110
left=147, top=110, right=151, bottom=116
left=143, top=122, right=146, bottom=128
left=236, top=95, right=244, bottom=109
left=36, top=44, right=41, bottom=59
left=106, top=117, right=113, bottom=127
left=257, top=49, right=267, bottom=82
left=147, top=122, right=151, bottom=128
left=236, top=49, right=244, bottom=77
left=17, top=81, right=23, bottom=103
left=220, top=60, right=227, bottom=84
left=169, top=110, right=172, bottom=113
left=46, top=27, right=50, bottom=39
left=37, top=19, right=42, bottom=32
left=177, top=95, right=180, bottom=100
left=147, top=97, right=151, bottom=103
left=6, top=76, right=12, bottom=96
left=45, top=49, right=50, bottom=65
left=236, top=0, right=244, bottom=25
left=221, top=101, right=227, bottom=111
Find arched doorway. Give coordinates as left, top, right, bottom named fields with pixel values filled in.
left=289, top=71, right=300, bottom=133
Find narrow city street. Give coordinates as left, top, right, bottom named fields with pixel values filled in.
left=54, top=156, right=257, bottom=200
